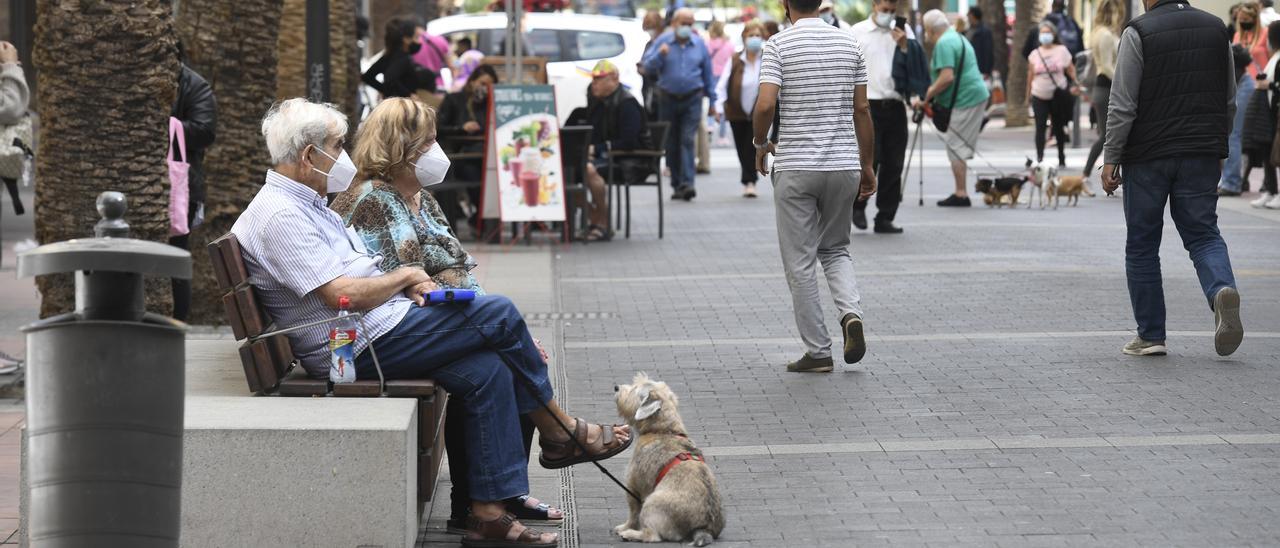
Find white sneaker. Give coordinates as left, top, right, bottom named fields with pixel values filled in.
left=1266, top=194, right=1280, bottom=209
left=1251, top=192, right=1275, bottom=208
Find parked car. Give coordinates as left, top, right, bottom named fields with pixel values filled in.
left=427, top=13, right=649, bottom=123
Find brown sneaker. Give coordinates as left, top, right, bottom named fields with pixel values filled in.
left=785, top=353, right=834, bottom=373
left=841, top=313, right=867, bottom=364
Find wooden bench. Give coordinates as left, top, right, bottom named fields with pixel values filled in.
left=207, top=232, right=448, bottom=504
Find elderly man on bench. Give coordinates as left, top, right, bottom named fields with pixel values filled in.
left=231, top=98, right=630, bottom=548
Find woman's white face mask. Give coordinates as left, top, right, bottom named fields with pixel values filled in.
left=414, top=142, right=452, bottom=187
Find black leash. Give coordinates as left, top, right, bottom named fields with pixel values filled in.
left=445, top=303, right=644, bottom=504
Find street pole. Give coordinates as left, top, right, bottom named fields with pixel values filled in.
left=306, top=0, right=331, bottom=102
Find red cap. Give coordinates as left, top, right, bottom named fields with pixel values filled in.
left=338, top=295, right=350, bottom=309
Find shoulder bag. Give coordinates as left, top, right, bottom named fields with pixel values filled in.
left=931, top=39, right=967, bottom=133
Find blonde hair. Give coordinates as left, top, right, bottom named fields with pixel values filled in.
left=1091, top=0, right=1125, bottom=44
left=1238, top=1, right=1263, bottom=39
left=741, top=20, right=766, bottom=40
left=353, top=97, right=437, bottom=182
left=708, top=20, right=726, bottom=39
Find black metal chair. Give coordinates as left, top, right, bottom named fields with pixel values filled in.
left=606, top=121, right=670, bottom=239
left=558, top=125, right=593, bottom=241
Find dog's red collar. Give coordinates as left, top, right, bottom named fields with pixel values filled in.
left=654, top=452, right=704, bottom=487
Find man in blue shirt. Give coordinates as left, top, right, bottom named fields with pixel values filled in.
left=642, top=8, right=717, bottom=201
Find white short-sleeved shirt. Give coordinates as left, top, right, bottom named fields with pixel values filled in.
left=230, top=170, right=412, bottom=378
left=759, top=17, right=869, bottom=172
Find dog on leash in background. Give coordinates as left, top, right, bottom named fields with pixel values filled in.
left=1025, top=159, right=1058, bottom=209
left=614, top=373, right=725, bottom=546
left=1051, top=174, right=1097, bottom=207
left=975, top=176, right=1027, bottom=207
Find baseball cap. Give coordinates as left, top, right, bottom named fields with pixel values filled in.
left=591, top=60, right=619, bottom=77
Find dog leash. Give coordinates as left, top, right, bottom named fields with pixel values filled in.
left=445, top=303, right=645, bottom=505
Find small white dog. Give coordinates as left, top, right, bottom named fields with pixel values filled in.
left=613, top=373, right=725, bottom=546
left=1026, top=159, right=1058, bottom=209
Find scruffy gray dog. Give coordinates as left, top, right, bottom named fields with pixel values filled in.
left=613, top=373, right=725, bottom=546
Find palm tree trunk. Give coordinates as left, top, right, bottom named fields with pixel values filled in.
left=33, top=0, right=178, bottom=317
left=277, top=0, right=360, bottom=132
left=175, top=0, right=285, bottom=324
left=981, top=0, right=1009, bottom=80
left=1006, top=0, right=1045, bottom=128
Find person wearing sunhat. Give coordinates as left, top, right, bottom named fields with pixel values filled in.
left=568, top=60, right=654, bottom=241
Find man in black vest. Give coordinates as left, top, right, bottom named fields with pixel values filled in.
left=1101, top=0, right=1244, bottom=358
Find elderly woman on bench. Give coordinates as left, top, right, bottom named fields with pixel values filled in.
left=332, top=97, right=563, bottom=534
left=231, top=97, right=630, bottom=548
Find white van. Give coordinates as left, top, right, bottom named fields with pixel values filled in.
left=428, top=13, right=650, bottom=123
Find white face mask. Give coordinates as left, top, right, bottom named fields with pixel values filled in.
left=311, top=147, right=357, bottom=194
left=875, top=12, right=894, bottom=28
left=414, top=142, right=452, bottom=187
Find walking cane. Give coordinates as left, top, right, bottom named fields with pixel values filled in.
left=900, top=106, right=926, bottom=206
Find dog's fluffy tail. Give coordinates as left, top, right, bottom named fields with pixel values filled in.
left=690, top=529, right=715, bottom=547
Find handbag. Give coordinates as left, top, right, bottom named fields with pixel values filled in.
left=168, top=116, right=190, bottom=237
left=0, top=115, right=33, bottom=180
left=1243, top=87, right=1276, bottom=153
left=931, top=40, right=967, bottom=133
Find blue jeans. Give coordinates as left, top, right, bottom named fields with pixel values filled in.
left=661, top=93, right=702, bottom=189
left=1123, top=156, right=1237, bottom=341
left=354, top=295, right=554, bottom=502
left=1221, top=76, right=1254, bottom=192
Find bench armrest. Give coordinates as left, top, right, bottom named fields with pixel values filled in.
left=607, top=150, right=664, bottom=159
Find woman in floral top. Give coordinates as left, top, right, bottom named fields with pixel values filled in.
left=333, top=98, right=565, bottom=529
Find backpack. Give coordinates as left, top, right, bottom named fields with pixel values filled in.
left=0, top=114, right=33, bottom=181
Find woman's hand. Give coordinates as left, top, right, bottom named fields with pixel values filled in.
left=463, top=121, right=481, bottom=133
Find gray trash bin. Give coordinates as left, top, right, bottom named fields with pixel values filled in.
left=18, top=195, right=191, bottom=548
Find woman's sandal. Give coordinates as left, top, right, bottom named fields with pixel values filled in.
left=461, top=513, right=557, bottom=548
left=538, top=418, right=632, bottom=470
left=506, top=495, right=564, bottom=522
left=584, top=225, right=613, bottom=242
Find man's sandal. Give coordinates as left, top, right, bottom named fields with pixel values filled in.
left=538, top=418, right=632, bottom=470
left=461, top=513, right=557, bottom=548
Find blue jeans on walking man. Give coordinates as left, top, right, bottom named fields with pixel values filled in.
left=354, top=295, right=553, bottom=502
left=1220, top=75, right=1253, bottom=193
left=662, top=93, right=703, bottom=190
left=1123, top=156, right=1237, bottom=342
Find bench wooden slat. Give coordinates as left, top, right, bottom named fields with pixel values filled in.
left=332, top=381, right=383, bottom=397
left=233, top=286, right=269, bottom=339
left=385, top=379, right=438, bottom=398
left=222, top=292, right=247, bottom=340
left=217, top=235, right=250, bottom=288
left=278, top=367, right=328, bottom=397
left=240, top=339, right=282, bottom=394
left=207, top=235, right=234, bottom=292
left=236, top=343, right=264, bottom=394
left=419, top=390, right=448, bottom=503
left=266, top=335, right=293, bottom=378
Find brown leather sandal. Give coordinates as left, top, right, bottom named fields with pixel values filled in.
left=461, top=513, right=558, bottom=548
left=538, top=418, right=632, bottom=470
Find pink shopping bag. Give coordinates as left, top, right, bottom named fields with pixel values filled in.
left=168, top=116, right=190, bottom=237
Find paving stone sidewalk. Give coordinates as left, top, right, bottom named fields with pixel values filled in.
left=546, top=126, right=1280, bottom=547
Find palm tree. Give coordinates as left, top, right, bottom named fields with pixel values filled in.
left=277, top=0, right=361, bottom=128
left=175, top=0, right=286, bottom=323
left=1006, top=0, right=1046, bottom=127
left=981, top=0, right=1009, bottom=80
left=33, top=0, right=179, bottom=317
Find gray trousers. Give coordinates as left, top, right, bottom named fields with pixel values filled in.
left=772, top=169, right=865, bottom=359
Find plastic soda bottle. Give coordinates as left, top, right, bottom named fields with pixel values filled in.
left=329, top=296, right=358, bottom=384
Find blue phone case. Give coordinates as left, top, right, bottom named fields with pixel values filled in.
left=424, top=289, right=476, bottom=305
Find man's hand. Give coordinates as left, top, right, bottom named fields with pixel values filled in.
left=859, top=167, right=878, bottom=201
left=404, top=279, right=440, bottom=306
left=707, top=104, right=718, bottom=120
left=659, top=43, right=670, bottom=56
left=462, top=121, right=481, bottom=133
left=714, top=111, right=724, bottom=123
left=1101, top=163, right=1121, bottom=195
left=0, top=42, right=19, bottom=64
left=910, top=98, right=925, bottom=111
left=891, top=27, right=907, bottom=50
left=754, top=141, right=776, bottom=176
left=533, top=338, right=550, bottom=362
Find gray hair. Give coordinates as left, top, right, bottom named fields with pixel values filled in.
left=1038, top=20, right=1059, bottom=36
left=260, top=98, right=349, bottom=165
left=922, top=9, right=951, bottom=31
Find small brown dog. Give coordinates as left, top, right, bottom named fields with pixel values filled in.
left=614, top=373, right=725, bottom=546
left=1051, top=175, right=1096, bottom=207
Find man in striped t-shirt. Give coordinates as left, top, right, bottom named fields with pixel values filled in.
left=751, top=0, right=877, bottom=373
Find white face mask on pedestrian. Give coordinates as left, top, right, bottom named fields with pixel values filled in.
left=414, top=142, right=452, bottom=187
left=311, top=147, right=357, bottom=194
left=1039, top=32, right=1054, bottom=45
left=874, top=12, right=894, bottom=28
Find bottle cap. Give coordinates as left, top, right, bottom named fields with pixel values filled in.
left=338, top=295, right=350, bottom=309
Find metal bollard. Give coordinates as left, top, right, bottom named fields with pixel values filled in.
left=18, top=192, right=191, bottom=548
